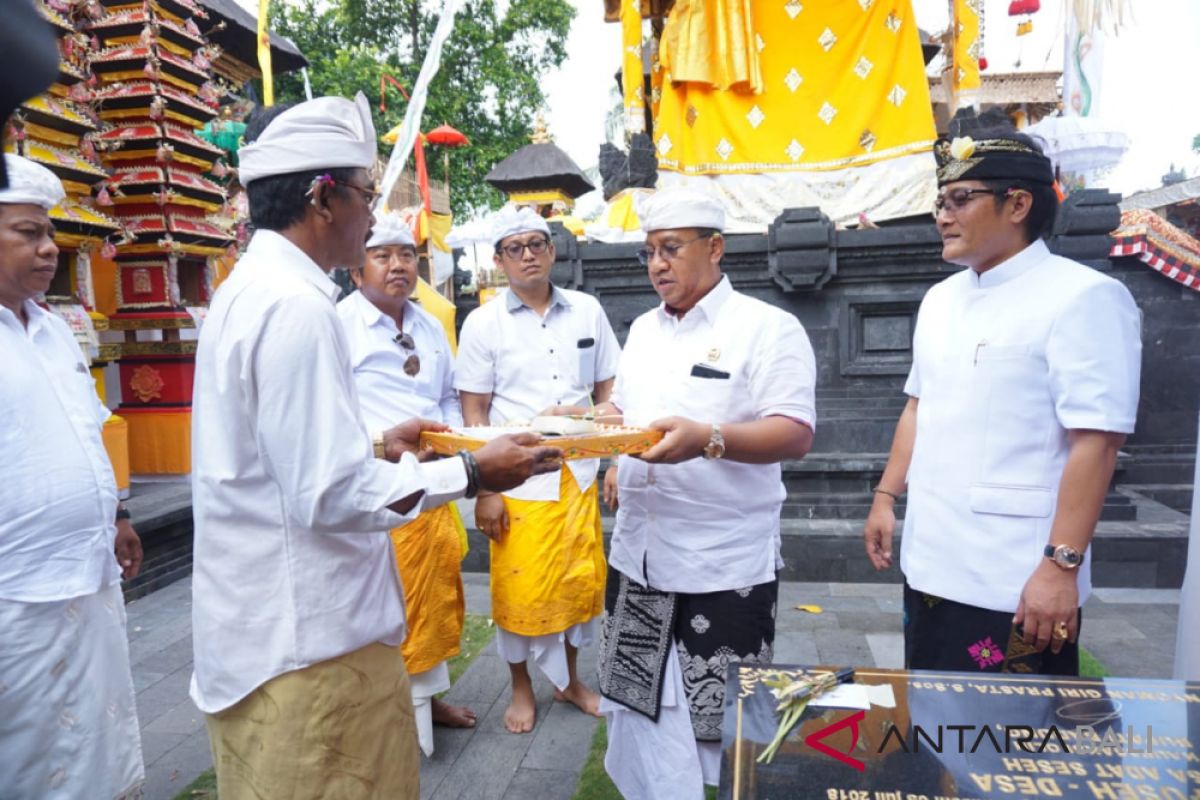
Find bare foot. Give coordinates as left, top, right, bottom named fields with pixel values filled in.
left=504, top=680, right=537, bottom=733
left=554, top=679, right=601, bottom=717
left=431, top=697, right=476, bottom=728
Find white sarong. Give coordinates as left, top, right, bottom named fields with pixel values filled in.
left=0, top=582, right=144, bottom=799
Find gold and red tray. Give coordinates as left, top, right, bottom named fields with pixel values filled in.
left=420, top=424, right=663, bottom=460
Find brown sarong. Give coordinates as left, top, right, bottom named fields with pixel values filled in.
left=204, top=641, right=419, bottom=799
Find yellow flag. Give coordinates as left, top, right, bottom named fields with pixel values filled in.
left=258, top=0, right=274, bottom=106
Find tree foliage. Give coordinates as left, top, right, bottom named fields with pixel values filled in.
left=270, top=0, right=575, bottom=216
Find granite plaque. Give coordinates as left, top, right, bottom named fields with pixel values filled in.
left=721, top=666, right=1200, bottom=800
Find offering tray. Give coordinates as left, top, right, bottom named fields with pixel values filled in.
left=420, top=423, right=663, bottom=460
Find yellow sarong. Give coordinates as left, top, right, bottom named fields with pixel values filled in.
left=491, top=470, right=606, bottom=637
left=390, top=503, right=465, bottom=675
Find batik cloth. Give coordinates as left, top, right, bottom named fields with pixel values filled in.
left=903, top=584, right=1081, bottom=675
left=204, top=641, right=418, bottom=799
left=598, top=570, right=778, bottom=741
left=0, top=582, right=144, bottom=800
left=490, top=469, right=606, bottom=637
left=391, top=503, right=464, bottom=675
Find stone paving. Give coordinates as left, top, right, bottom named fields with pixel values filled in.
left=127, top=573, right=1181, bottom=799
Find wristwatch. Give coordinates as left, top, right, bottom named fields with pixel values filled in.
left=1044, top=544, right=1084, bottom=570
left=372, top=430, right=387, bottom=460
left=702, top=424, right=725, bottom=460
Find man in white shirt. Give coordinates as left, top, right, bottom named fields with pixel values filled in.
left=863, top=130, right=1142, bottom=675
left=0, top=154, right=145, bottom=799
left=594, top=186, right=817, bottom=798
left=337, top=213, right=476, bottom=755
left=456, top=205, right=621, bottom=733
left=190, top=96, right=560, bottom=799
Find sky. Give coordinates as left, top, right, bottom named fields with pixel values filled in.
left=248, top=0, right=1200, bottom=199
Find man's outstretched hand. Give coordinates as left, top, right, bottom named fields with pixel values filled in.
left=474, top=432, right=562, bottom=493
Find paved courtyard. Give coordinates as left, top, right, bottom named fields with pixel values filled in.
left=127, top=574, right=1181, bottom=799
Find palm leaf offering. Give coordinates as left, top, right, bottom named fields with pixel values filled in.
left=757, top=667, right=855, bottom=764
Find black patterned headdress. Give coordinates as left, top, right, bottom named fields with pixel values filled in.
left=934, top=135, right=1054, bottom=187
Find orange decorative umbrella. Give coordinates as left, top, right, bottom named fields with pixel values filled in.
left=426, top=124, right=469, bottom=148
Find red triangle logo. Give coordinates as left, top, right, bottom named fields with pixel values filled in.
left=804, top=710, right=866, bottom=772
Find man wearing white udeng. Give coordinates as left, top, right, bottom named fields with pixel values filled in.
left=596, top=187, right=816, bottom=798
left=189, top=94, right=558, bottom=799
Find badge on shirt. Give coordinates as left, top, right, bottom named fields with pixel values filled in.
left=707, top=347, right=720, bottom=362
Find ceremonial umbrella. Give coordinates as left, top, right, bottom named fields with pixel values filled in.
left=1026, top=115, right=1129, bottom=183
left=425, top=124, right=469, bottom=184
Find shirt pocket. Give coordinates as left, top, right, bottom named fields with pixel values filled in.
left=968, top=483, right=1055, bottom=518
left=575, top=338, right=596, bottom=389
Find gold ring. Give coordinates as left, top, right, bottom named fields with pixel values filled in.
left=1052, top=621, right=1069, bottom=640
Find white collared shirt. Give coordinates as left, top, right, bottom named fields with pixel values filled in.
left=901, top=239, right=1142, bottom=613
left=0, top=300, right=119, bottom=602
left=455, top=285, right=620, bottom=501
left=609, top=277, right=817, bottom=594
left=190, top=230, right=468, bottom=714
left=337, top=290, right=462, bottom=429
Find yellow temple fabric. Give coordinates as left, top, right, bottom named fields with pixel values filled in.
left=413, top=277, right=458, bottom=354
left=660, top=0, right=761, bottom=94
left=952, top=0, right=983, bottom=107
left=654, top=0, right=935, bottom=174
left=490, top=470, right=606, bottom=637
left=621, top=0, right=646, bottom=134
left=390, top=504, right=465, bottom=675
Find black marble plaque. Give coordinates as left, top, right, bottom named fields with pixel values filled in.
left=720, top=666, right=1200, bottom=800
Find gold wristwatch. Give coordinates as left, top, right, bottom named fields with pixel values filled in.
left=702, top=424, right=725, bottom=460
left=372, top=431, right=387, bottom=460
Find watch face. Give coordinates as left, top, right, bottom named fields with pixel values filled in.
left=1054, top=547, right=1081, bottom=567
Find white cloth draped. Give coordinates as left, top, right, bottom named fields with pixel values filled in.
left=600, top=641, right=720, bottom=799
left=493, top=620, right=594, bottom=691
left=0, top=583, right=144, bottom=799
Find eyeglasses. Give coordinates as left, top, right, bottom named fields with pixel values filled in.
left=498, top=238, right=550, bottom=260
left=933, top=187, right=1011, bottom=218
left=344, top=183, right=381, bottom=205
left=635, top=234, right=713, bottom=266
left=394, top=332, right=420, bottom=376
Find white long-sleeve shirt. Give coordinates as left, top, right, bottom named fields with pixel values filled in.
left=0, top=300, right=119, bottom=602
left=189, top=230, right=467, bottom=713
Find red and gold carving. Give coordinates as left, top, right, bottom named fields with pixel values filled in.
left=128, top=364, right=165, bottom=403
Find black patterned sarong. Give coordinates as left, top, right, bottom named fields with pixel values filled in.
left=903, top=583, right=1081, bottom=675
left=598, top=569, right=778, bottom=742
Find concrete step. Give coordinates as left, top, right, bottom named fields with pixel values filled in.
left=1122, top=483, right=1193, bottom=514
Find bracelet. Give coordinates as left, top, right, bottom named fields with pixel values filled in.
left=372, top=431, right=387, bottom=460
left=115, top=507, right=132, bottom=521
left=872, top=485, right=902, bottom=501
left=457, top=450, right=480, bottom=499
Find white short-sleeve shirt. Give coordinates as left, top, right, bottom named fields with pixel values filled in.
left=337, top=290, right=462, bottom=430
left=0, top=301, right=119, bottom=603
left=609, top=277, right=817, bottom=594
left=454, top=286, right=621, bottom=501
left=901, top=239, right=1142, bottom=613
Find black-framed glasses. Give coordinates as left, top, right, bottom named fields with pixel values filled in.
left=394, top=332, right=420, bottom=376
left=344, top=183, right=381, bottom=205
left=635, top=233, right=713, bottom=266
left=933, top=187, right=1010, bottom=218
left=499, top=237, right=550, bottom=260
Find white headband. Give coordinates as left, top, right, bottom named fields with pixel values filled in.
left=636, top=186, right=726, bottom=233
left=0, top=154, right=65, bottom=210
left=491, top=204, right=551, bottom=246
left=238, top=92, right=377, bottom=186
